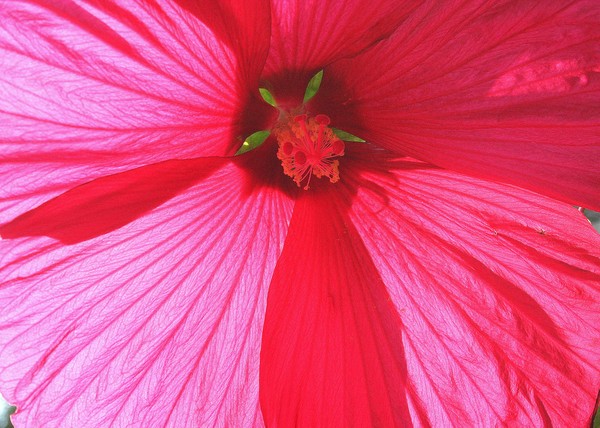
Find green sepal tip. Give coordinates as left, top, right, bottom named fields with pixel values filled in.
left=259, top=88, right=276, bottom=107
left=332, top=128, right=366, bottom=142
left=303, top=70, right=324, bottom=103
left=235, top=130, right=271, bottom=155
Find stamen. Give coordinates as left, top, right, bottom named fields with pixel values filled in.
left=275, top=114, right=345, bottom=190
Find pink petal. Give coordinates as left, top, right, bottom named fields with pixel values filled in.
left=316, top=1, right=600, bottom=210
left=0, top=0, right=270, bottom=222
left=262, top=0, right=421, bottom=102
left=260, top=188, right=412, bottom=426
left=0, top=157, right=293, bottom=427
left=341, top=144, right=600, bottom=426
left=0, top=158, right=224, bottom=244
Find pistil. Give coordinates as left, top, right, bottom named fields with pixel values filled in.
left=274, top=114, right=345, bottom=190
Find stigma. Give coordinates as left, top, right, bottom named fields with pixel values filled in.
left=274, top=114, right=345, bottom=190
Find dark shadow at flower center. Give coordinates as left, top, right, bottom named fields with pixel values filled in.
left=235, top=67, right=384, bottom=199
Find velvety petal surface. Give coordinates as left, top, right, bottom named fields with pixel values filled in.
left=316, top=1, right=600, bottom=210
left=0, top=155, right=293, bottom=427
left=0, top=0, right=270, bottom=222
left=260, top=187, right=412, bottom=427
left=339, top=145, right=599, bottom=426
left=262, top=0, right=421, bottom=100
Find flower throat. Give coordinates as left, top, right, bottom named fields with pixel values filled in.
left=238, top=70, right=364, bottom=190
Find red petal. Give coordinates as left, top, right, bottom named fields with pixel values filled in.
left=0, top=158, right=293, bottom=427
left=317, top=1, right=600, bottom=209
left=0, top=0, right=270, bottom=223
left=263, top=0, right=420, bottom=100
left=172, top=0, right=270, bottom=84
left=260, top=188, right=411, bottom=426
left=0, top=158, right=223, bottom=244
left=340, top=144, right=600, bottom=426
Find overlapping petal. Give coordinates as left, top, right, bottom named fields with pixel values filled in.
left=0, top=158, right=223, bottom=244
left=262, top=0, right=421, bottom=101
left=0, top=156, right=293, bottom=427
left=260, top=188, right=411, bottom=426
left=0, top=0, right=270, bottom=223
left=316, top=1, right=600, bottom=210
left=338, top=145, right=599, bottom=426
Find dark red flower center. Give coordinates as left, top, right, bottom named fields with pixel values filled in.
left=274, top=113, right=345, bottom=190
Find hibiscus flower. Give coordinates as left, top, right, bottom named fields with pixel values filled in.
left=1, top=0, right=599, bottom=426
